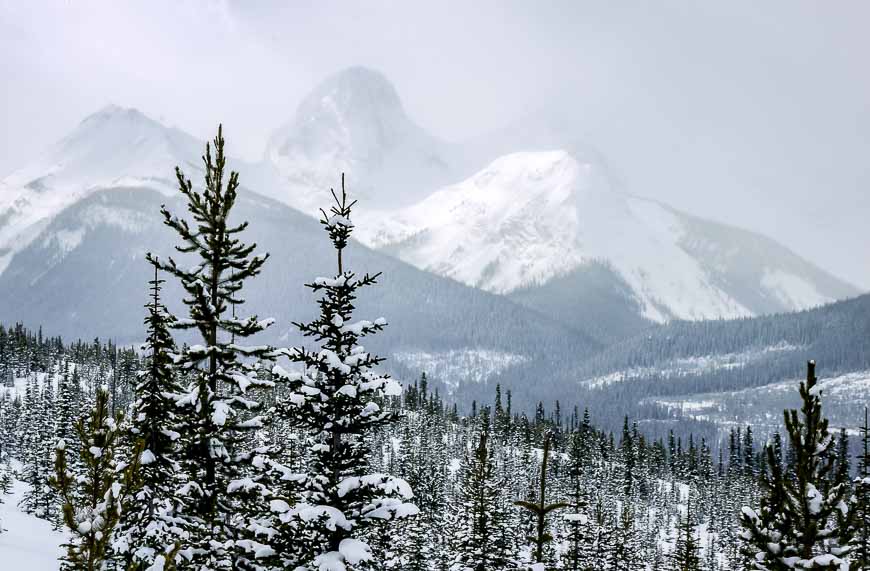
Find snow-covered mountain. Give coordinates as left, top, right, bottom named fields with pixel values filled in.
left=354, top=150, right=857, bottom=322
left=265, top=67, right=462, bottom=214
left=0, top=105, right=203, bottom=273
left=0, top=67, right=859, bottom=348
left=0, top=103, right=602, bottom=406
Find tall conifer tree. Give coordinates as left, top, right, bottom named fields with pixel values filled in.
left=111, top=260, right=187, bottom=570
left=851, top=407, right=870, bottom=570
left=150, top=125, right=276, bottom=568
left=269, top=177, right=416, bottom=570
left=52, top=386, right=133, bottom=571
left=740, top=361, right=853, bottom=570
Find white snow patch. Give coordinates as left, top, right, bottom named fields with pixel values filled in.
left=760, top=268, right=829, bottom=310
left=581, top=342, right=803, bottom=389
left=0, top=479, right=66, bottom=568
left=393, top=349, right=528, bottom=392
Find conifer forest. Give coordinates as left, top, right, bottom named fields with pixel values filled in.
left=0, top=126, right=867, bottom=571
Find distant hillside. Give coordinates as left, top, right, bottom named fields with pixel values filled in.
left=567, top=294, right=870, bottom=431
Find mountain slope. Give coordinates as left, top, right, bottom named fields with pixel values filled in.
left=357, top=150, right=858, bottom=323
left=571, top=293, right=870, bottom=429
left=0, top=186, right=600, bottom=406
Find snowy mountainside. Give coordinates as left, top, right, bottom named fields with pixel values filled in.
left=1, top=69, right=855, bottom=341
left=0, top=187, right=600, bottom=406
left=265, top=67, right=463, bottom=214
left=356, top=150, right=857, bottom=323
left=568, top=294, right=870, bottom=430
left=0, top=105, right=203, bottom=274
left=0, top=68, right=863, bottom=424
left=650, top=369, right=870, bottom=434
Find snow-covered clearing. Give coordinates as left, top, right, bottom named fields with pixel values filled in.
left=393, top=348, right=528, bottom=392
left=0, top=478, right=64, bottom=570
left=580, top=341, right=802, bottom=389
left=648, top=369, right=870, bottom=430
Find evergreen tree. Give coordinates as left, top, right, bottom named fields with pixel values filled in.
left=19, top=376, right=56, bottom=521
left=51, top=386, right=134, bottom=571
left=621, top=416, right=636, bottom=496
left=851, top=407, right=870, bottom=570
left=111, top=260, right=186, bottom=570
left=453, top=413, right=513, bottom=571
left=270, top=178, right=417, bottom=570
left=611, top=503, right=642, bottom=571
left=514, top=431, right=568, bottom=566
left=55, top=365, right=80, bottom=459
left=740, top=361, right=853, bottom=570
left=150, top=125, right=276, bottom=568
left=563, top=428, right=592, bottom=571
left=671, top=500, right=701, bottom=571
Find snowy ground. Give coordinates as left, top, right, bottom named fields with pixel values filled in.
left=0, top=477, right=64, bottom=570
left=581, top=341, right=802, bottom=389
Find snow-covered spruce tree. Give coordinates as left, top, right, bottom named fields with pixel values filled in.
left=670, top=500, right=701, bottom=571
left=51, top=385, right=134, bottom=571
left=56, top=365, right=80, bottom=459
left=514, top=431, right=567, bottom=566
left=562, top=426, right=593, bottom=571
left=585, top=497, right=616, bottom=571
left=452, top=409, right=514, bottom=571
left=0, top=459, right=11, bottom=496
left=269, top=178, right=416, bottom=570
left=392, top=407, right=447, bottom=570
left=19, top=376, right=57, bottom=521
left=611, top=503, right=643, bottom=571
left=111, top=260, right=187, bottom=570
left=150, top=125, right=276, bottom=568
left=740, top=361, right=853, bottom=571
left=851, top=407, right=870, bottom=570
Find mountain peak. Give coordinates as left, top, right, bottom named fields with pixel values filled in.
left=71, top=105, right=185, bottom=146
left=266, top=66, right=456, bottom=211
left=0, top=105, right=204, bottom=268
left=269, top=66, right=411, bottom=164
left=83, top=103, right=149, bottom=121
left=297, top=66, right=403, bottom=119
left=3, top=104, right=202, bottom=194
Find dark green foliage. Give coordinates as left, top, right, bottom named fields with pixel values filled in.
left=740, top=361, right=853, bottom=570
left=514, top=431, right=568, bottom=565
left=269, top=178, right=416, bottom=569
left=852, top=407, right=870, bottom=570
left=150, top=125, right=275, bottom=567
left=111, top=260, right=186, bottom=570
left=671, top=501, right=701, bottom=571
left=51, top=386, right=134, bottom=571
left=453, top=412, right=513, bottom=571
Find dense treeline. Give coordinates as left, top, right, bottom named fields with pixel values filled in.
left=3, top=341, right=868, bottom=569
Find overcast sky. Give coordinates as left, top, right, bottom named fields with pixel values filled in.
left=2, top=0, right=868, bottom=288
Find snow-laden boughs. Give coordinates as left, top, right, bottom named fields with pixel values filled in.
left=851, top=407, right=870, bottom=569
left=451, top=409, right=514, bottom=571
left=513, top=431, right=568, bottom=567
left=562, top=411, right=595, bottom=571
left=671, top=499, right=702, bottom=571
left=740, top=361, right=853, bottom=571
left=51, top=385, right=137, bottom=571
left=19, top=372, right=57, bottom=523
left=268, top=176, right=416, bottom=570
left=149, top=125, right=276, bottom=569
left=110, top=260, right=188, bottom=570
